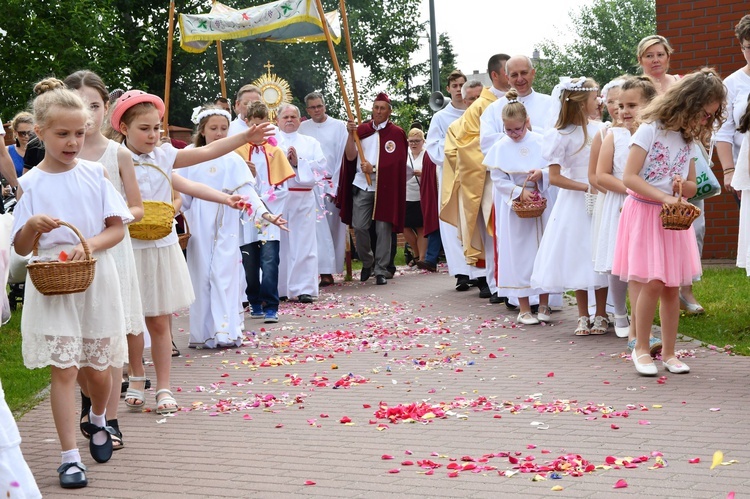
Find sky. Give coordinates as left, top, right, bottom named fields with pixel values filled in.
left=417, top=0, right=596, bottom=76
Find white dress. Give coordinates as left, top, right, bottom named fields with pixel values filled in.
left=130, top=145, right=195, bottom=316
left=0, top=379, right=41, bottom=499
left=177, top=153, right=265, bottom=348
left=11, top=160, right=133, bottom=370
left=486, top=132, right=550, bottom=298
left=594, top=127, right=630, bottom=273
left=276, top=131, right=327, bottom=298
left=732, top=132, right=750, bottom=274
left=98, top=140, right=145, bottom=335
left=589, top=125, right=611, bottom=261
left=530, top=123, right=609, bottom=292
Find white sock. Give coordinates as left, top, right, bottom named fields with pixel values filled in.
left=90, top=410, right=107, bottom=445
left=61, top=449, right=82, bottom=474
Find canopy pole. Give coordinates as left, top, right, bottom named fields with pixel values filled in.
left=339, top=0, right=361, bottom=124
left=313, top=0, right=368, bottom=185
left=216, top=41, right=227, bottom=99
left=163, top=0, right=176, bottom=137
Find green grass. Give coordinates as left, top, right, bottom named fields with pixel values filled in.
left=672, top=267, right=750, bottom=355
left=0, top=309, right=50, bottom=415
left=350, top=246, right=407, bottom=271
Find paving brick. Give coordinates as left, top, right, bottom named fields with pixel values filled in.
left=13, top=268, right=750, bottom=497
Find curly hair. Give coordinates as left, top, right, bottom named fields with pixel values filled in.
left=639, top=68, right=726, bottom=144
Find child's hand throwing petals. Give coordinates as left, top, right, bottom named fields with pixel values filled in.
left=263, top=213, right=289, bottom=232
left=28, top=215, right=60, bottom=234
left=244, top=123, right=275, bottom=145
left=225, top=194, right=246, bottom=209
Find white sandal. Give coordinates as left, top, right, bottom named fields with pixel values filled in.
left=590, top=315, right=609, bottom=335
left=154, top=389, right=178, bottom=415
left=574, top=316, right=590, bottom=336
left=124, top=376, right=147, bottom=411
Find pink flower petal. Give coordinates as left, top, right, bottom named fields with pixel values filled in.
left=381, top=454, right=394, bottom=460
left=387, top=468, right=400, bottom=474
left=613, top=479, right=628, bottom=489
left=689, top=457, right=701, bottom=464
left=304, top=480, right=316, bottom=485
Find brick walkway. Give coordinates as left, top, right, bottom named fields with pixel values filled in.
left=16, top=266, right=750, bottom=498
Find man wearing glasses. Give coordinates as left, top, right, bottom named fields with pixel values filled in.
left=298, top=92, right=349, bottom=287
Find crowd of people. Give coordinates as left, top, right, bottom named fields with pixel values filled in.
left=1, top=15, right=750, bottom=493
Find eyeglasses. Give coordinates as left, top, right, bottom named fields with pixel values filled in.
left=505, top=126, right=526, bottom=136
left=408, top=139, right=423, bottom=144
left=701, top=109, right=714, bottom=120
left=306, top=105, right=324, bottom=110
left=16, top=131, right=32, bottom=137
left=742, top=44, right=750, bottom=52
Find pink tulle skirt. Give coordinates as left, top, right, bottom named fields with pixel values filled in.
left=612, top=193, right=701, bottom=287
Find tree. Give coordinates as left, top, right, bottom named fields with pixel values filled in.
left=0, top=0, right=427, bottom=129
left=534, top=0, right=656, bottom=95
left=438, top=33, right=459, bottom=90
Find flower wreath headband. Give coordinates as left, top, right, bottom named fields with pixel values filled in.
left=191, top=106, right=231, bottom=125
left=559, top=77, right=598, bottom=101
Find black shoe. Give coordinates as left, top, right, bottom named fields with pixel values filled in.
left=468, top=279, right=479, bottom=288
left=279, top=296, right=288, bottom=302
left=530, top=304, right=539, bottom=314
left=108, top=419, right=124, bottom=451
left=489, top=293, right=503, bottom=304
left=360, top=267, right=373, bottom=282
left=82, top=422, right=116, bottom=463
left=476, top=277, right=491, bottom=298
left=58, top=462, right=88, bottom=489
left=79, top=392, right=91, bottom=439
left=505, top=299, right=518, bottom=311
left=319, top=274, right=334, bottom=287
left=376, top=275, right=387, bottom=285
left=385, top=271, right=395, bottom=279
left=455, top=275, right=470, bottom=291
left=298, top=294, right=313, bottom=303
left=415, top=260, right=437, bottom=272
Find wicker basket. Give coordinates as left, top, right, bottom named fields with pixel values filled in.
left=511, top=179, right=547, bottom=219
left=129, top=164, right=176, bottom=240
left=178, top=213, right=191, bottom=250
left=26, top=221, right=97, bottom=296
left=660, top=181, right=701, bottom=231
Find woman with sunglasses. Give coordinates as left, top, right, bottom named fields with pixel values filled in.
left=7, top=112, right=33, bottom=178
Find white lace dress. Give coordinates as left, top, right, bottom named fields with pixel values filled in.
left=11, top=160, right=133, bottom=370
left=99, top=140, right=145, bottom=335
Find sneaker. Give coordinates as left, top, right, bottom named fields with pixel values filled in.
left=264, top=310, right=279, bottom=323
left=249, top=305, right=264, bottom=319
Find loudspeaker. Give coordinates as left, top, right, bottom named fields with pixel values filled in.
left=429, top=91, right=447, bottom=111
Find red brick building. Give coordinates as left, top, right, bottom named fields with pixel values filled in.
left=657, top=0, right=746, bottom=259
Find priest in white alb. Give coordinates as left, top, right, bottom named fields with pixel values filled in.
left=275, top=104, right=328, bottom=303
left=298, top=92, right=348, bottom=287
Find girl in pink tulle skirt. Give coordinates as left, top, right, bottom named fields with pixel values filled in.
left=613, top=68, right=726, bottom=377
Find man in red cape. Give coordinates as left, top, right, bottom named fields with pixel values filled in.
left=337, top=93, right=407, bottom=285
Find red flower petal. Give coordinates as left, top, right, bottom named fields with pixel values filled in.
left=340, top=416, right=352, bottom=423
left=58, top=251, right=68, bottom=262
left=401, top=460, right=414, bottom=466
left=613, top=479, right=628, bottom=489
left=304, top=480, right=316, bottom=485
left=610, top=424, right=620, bottom=430
left=387, top=468, right=400, bottom=474
left=688, top=457, right=701, bottom=464
left=381, top=454, right=394, bottom=460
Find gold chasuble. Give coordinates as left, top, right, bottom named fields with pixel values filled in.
left=440, top=87, right=496, bottom=266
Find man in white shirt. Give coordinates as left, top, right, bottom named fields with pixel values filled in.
left=275, top=104, right=328, bottom=303
left=228, top=85, right=262, bottom=136
left=298, top=92, right=348, bottom=287
left=480, top=55, right=552, bottom=156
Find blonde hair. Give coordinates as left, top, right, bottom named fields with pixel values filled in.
left=637, top=35, right=674, bottom=60
left=640, top=67, right=726, bottom=143
left=501, top=88, right=528, bottom=124
left=192, top=105, right=230, bottom=148
left=555, top=77, right=598, bottom=151
left=408, top=128, right=424, bottom=140
left=11, top=112, right=33, bottom=132
left=32, top=77, right=87, bottom=131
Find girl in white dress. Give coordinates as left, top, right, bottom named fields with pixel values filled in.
left=177, top=106, right=285, bottom=349
left=485, top=89, right=550, bottom=325
left=596, top=76, right=658, bottom=343
left=11, top=79, right=134, bottom=488
left=109, top=91, right=273, bottom=414
left=732, top=99, right=750, bottom=273
left=530, top=77, right=609, bottom=335
left=64, top=70, right=145, bottom=450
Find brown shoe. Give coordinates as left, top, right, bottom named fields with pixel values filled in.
left=415, top=260, right=437, bottom=272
